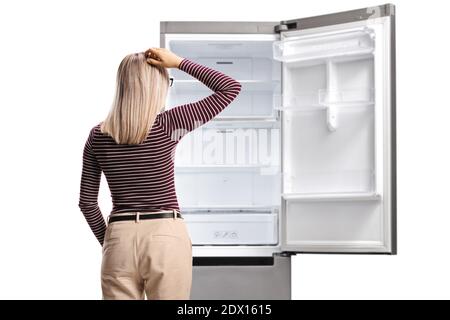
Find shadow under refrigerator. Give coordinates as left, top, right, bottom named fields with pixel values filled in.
left=160, top=3, right=397, bottom=300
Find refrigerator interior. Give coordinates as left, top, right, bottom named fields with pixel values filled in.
left=273, top=23, right=389, bottom=251
left=165, top=35, right=282, bottom=248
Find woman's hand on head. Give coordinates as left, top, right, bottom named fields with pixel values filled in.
left=145, top=48, right=183, bottom=68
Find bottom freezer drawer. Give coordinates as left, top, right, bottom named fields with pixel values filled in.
left=191, top=254, right=291, bottom=300
left=183, top=213, right=278, bottom=245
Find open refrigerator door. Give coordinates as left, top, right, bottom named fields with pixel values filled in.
left=273, top=4, right=396, bottom=253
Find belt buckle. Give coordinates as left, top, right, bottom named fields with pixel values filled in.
left=136, top=211, right=140, bottom=223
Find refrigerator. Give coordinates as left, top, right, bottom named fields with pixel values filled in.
left=160, top=3, right=396, bottom=300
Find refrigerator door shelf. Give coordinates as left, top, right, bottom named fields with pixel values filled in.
left=273, top=53, right=374, bottom=70
left=273, top=27, right=375, bottom=64
left=319, top=88, right=374, bottom=106
left=274, top=47, right=374, bottom=131
left=276, top=103, right=374, bottom=133
left=275, top=88, right=374, bottom=110
left=282, top=199, right=386, bottom=253
left=183, top=213, right=278, bottom=245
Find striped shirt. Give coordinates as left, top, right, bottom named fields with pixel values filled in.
left=78, top=58, right=242, bottom=245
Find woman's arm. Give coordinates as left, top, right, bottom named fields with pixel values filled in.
left=78, top=126, right=106, bottom=246
left=157, top=58, right=242, bottom=141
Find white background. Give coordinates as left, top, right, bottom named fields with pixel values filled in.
left=0, top=0, right=448, bottom=299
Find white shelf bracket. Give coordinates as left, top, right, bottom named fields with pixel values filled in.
left=326, top=105, right=338, bottom=131
left=325, top=59, right=339, bottom=131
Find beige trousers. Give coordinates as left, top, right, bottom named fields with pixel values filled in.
left=101, top=211, right=193, bottom=300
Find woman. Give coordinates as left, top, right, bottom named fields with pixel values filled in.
left=78, top=47, right=242, bottom=300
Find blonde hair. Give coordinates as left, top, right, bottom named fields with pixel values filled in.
left=100, top=52, right=170, bottom=144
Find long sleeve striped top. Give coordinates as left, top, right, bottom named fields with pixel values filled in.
left=78, top=58, right=242, bottom=246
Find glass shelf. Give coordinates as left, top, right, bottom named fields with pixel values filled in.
left=179, top=205, right=279, bottom=214
left=175, top=164, right=280, bottom=172
left=208, top=116, right=279, bottom=122
left=199, top=120, right=280, bottom=130
left=282, top=192, right=381, bottom=202
left=170, top=79, right=281, bottom=93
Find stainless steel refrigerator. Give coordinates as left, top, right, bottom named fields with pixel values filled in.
left=160, top=3, right=396, bottom=300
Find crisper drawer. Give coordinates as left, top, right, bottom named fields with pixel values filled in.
left=183, top=213, right=278, bottom=245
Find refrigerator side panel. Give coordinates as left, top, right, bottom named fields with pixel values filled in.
left=388, top=9, right=397, bottom=255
